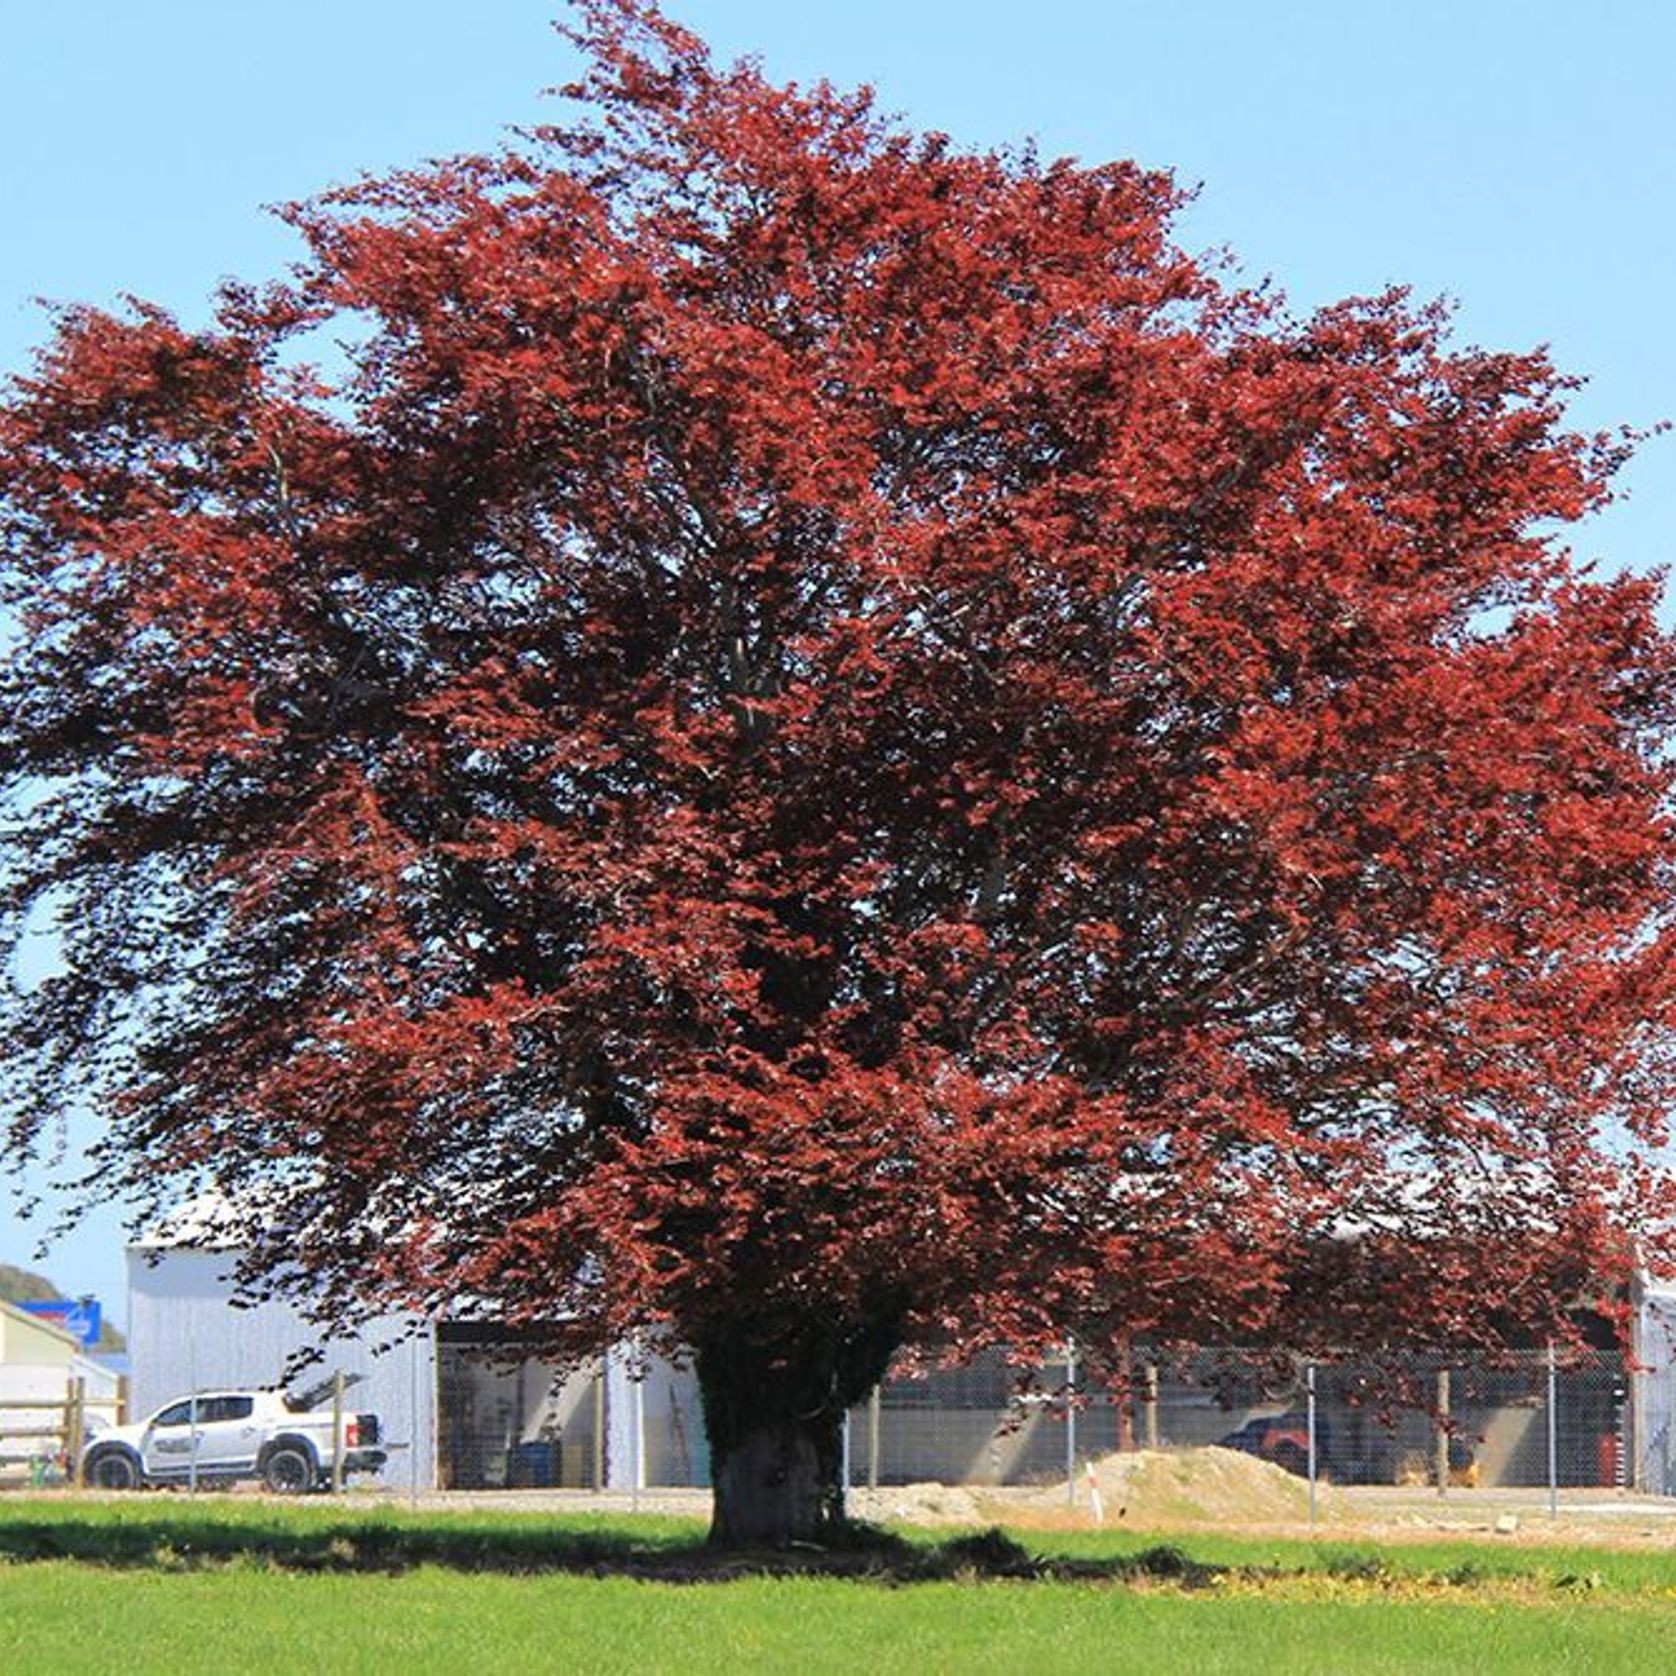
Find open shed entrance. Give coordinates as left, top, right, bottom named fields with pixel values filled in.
left=434, top=1324, right=604, bottom=1490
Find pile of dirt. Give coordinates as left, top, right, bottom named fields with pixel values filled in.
left=846, top=1482, right=990, bottom=1527
left=843, top=1448, right=1332, bottom=1531
left=1024, top=1446, right=1331, bottom=1527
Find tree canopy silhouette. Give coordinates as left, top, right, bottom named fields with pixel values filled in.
left=4, top=2, right=1675, bottom=1541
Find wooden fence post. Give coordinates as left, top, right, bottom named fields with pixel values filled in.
left=67, top=1377, right=86, bottom=1488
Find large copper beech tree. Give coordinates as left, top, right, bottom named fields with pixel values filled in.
left=5, top=2, right=1676, bottom=1541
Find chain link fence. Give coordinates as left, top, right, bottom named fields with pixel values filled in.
left=836, top=1346, right=1631, bottom=1504
left=434, top=1343, right=607, bottom=1490
left=426, top=1340, right=1633, bottom=1505
left=20, top=1326, right=1641, bottom=1507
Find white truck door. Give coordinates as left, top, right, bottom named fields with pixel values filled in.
left=192, top=1395, right=262, bottom=1474
left=139, top=1399, right=198, bottom=1478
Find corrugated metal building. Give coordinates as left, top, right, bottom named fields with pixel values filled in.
left=126, top=1235, right=685, bottom=1492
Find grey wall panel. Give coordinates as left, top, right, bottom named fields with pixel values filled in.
left=126, top=1248, right=437, bottom=1491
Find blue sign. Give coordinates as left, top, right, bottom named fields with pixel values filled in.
left=20, top=1298, right=101, bottom=1348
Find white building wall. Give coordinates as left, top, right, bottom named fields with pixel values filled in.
left=127, top=1247, right=438, bottom=1491
left=125, top=1244, right=716, bottom=1494
left=603, top=1344, right=708, bottom=1488
left=0, top=1354, right=120, bottom=1406
left=1636, top=1285, right=1676, bottom=1495
left=0, top=1354, right=123, bottom=1472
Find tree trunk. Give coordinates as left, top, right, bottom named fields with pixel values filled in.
left=696, top=1312, right=899, bottom=1546
left=707, top=1407, right=842, bottom=1547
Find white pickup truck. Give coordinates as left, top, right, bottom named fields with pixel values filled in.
left=82, top=1386, right=386, bottom=1493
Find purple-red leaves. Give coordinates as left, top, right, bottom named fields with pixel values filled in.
left=2, top=0, right=1673, bottom=1378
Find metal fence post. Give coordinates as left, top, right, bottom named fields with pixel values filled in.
left=1629, top=1346, right=1646, bottom=1493
left=1306, top=1362, right=1318, bottom=1532
left=1065, top=1341, right=1077, bottom=1510
left=840, top=1407, right=852, bottom=1499
left=1435, top=1367, right=1450, bottom=1498
left=867, top=1386, right=881, bottom=1490
left=187, top=1312, right=199, bottom=1496
left=593, top=1358, right=607, bottom=1492
left=331, top=1370, right=346, bottom=1494
left=630, top=1354, right=645, bottom=1513
left=1116, top=1339, right=1135, bottom=1453
left=409, top=1333, right=422, bottom=1507
left=1547, top=1342, right=1559, bottom=1521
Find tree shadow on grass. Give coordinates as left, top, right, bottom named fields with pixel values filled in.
left=0, top=1509, right=1220, bottom=1586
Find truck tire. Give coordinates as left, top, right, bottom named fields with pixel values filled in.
left=261, top=1443, right=318, bottom=1495
left=86, top=1447, right=143, bottom=1490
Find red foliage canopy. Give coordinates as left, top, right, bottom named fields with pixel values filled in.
left=4, top=4, right=1676, bottom=1517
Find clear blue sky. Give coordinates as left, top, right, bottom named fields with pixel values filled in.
left=4, top=1, right=1674, bottom=1320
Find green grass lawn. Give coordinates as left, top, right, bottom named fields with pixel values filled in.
left=7, top=1564, right=1676, bottom=1676
left=4, top=1501, right=1676, bottom=1674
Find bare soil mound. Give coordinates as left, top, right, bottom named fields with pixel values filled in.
left=845, top=1449, right=1331, bottom=1531
left=847, top=1483, right=990, bottom=1527
left=1018, top=1446, right=1330, bottom=1527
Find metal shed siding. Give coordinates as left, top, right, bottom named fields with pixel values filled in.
left=127, top=1247, right=438, bottom=1491
left=604, top=1344, right=709, bottom=1488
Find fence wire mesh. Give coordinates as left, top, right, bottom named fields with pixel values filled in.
left=5, top=1340, right=1641, bottom=1502
left=433, top=1345, right=606, bottom=1490
left=837, top=1346, right=1631, bottom=1497
left=416, top=1343, right=1634, bottom=1498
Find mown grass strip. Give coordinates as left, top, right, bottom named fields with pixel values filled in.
left=5, top=1563, right=1676, bottom=1676
left=3, top=1498, right=1676, bottom=1601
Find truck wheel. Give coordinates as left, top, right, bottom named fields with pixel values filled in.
left=87, top=1448, right=142, bottom=1490
left=261, top=1445, right=318, bottom=1495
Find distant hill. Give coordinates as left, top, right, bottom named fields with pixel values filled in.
left=0, top=1262, right=126, bottom=1352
